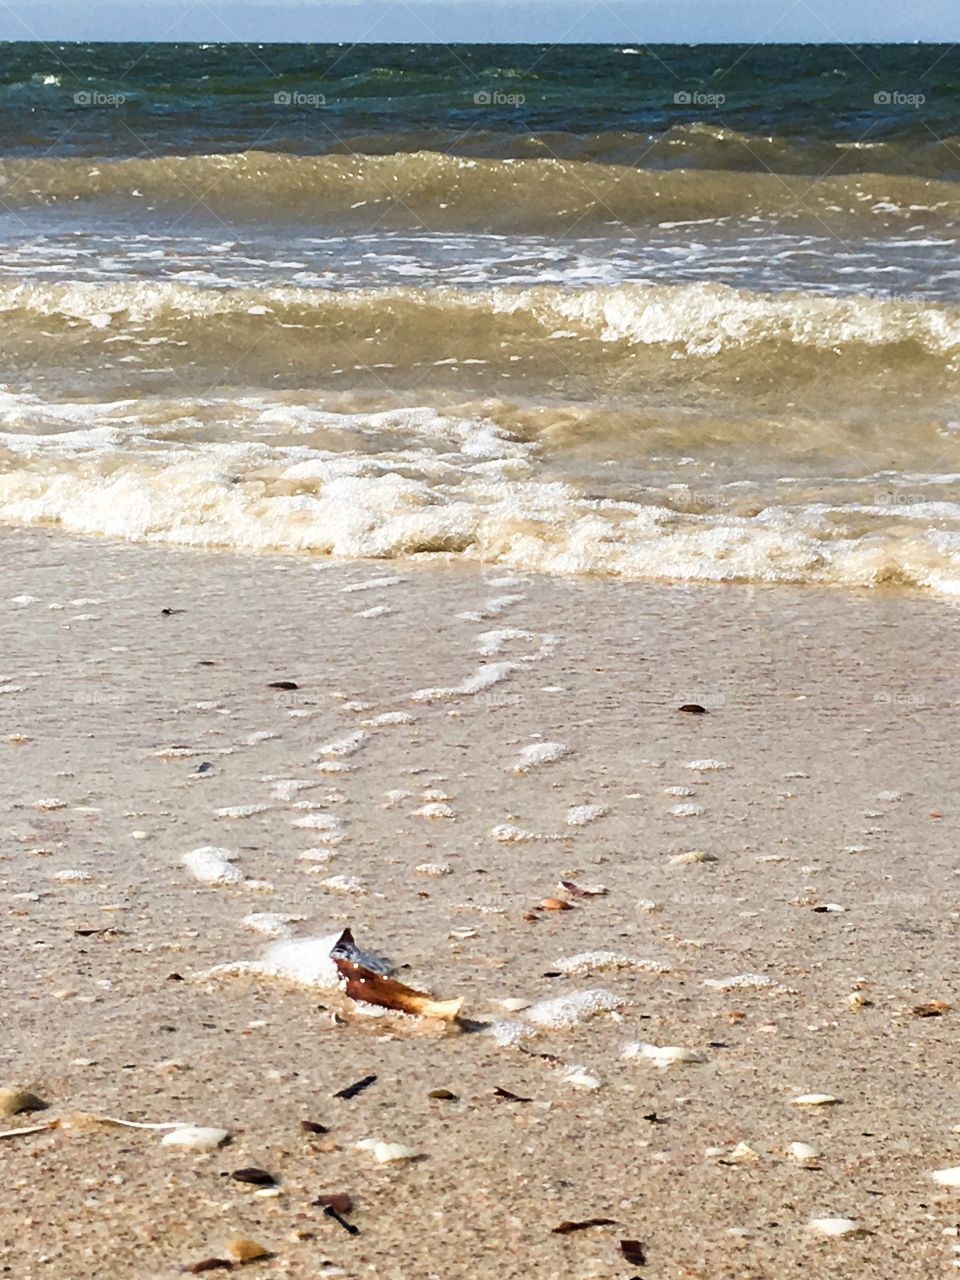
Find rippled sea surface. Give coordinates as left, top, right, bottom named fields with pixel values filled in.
left=3, top=42, right=960, bottom=591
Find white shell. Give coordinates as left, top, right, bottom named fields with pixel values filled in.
left=729, top=1141, right=762, bottom=1162
left=160, top=1125, right=229, bottom=1151
left=792, top=1093, right=841, bottom=1107
left=669, top=850, right=715, bottom=865
left=808, top=1217, right=861, bottom=1237
left=788, top=1141, right=820, bottom=1163
left=623, top=1041, right=705, bottom=1069
left=932, top=1166, right=960, bottom=1187
left=355, top=1138, right=421, bottom=1163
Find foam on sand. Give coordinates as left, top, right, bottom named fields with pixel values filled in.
left=510, top=741, right=570, bottom=773
left=525, top=988, right=624, bottom=1028
left=182, top=846, right=243, bottom=886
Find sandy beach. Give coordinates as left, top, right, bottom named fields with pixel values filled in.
left=3, top=525, right=959, bottom=1278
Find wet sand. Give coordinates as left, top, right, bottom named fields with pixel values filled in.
left=2, top=526, right=960, bottom=1279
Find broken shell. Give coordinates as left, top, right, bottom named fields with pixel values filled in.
left=563, top=1066, right=602, bottom=1090
left=0, top=1088, right=47, bottom=1117
left=729, top=1141, right=762, bottom=1163
left=932, top=1166, right=960, bottom=1187
left=226, top=1238, right=270, bottom=1262
left=539, top=897, right=572, bottom=911
left=792, top=1094, right=841, bottom=1107
left=332, top=948, right=464, bottom=1022
left=160, top=1125, right=230, bottom=1150
left=788, top=1141, right=820, bottom=1163
left=808, top=1217, right=862, bottom=1237
left=669, top=850, right=715, bottom=865
left=355, top=1138, right=422, bottom=1163
left=623, top=1042, right=706, bottom=1069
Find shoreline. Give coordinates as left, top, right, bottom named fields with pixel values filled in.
left=3, top=526, right=959, bottom=1278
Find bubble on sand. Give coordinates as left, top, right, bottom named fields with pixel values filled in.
left=316, top=729, right=369, bottom=759
left=410, top=661, right=517, bottom=703
left=341, top=576, right=404, bottom=594
left=290, top=813, right=343, bottom=841
left=565, top=804, right=605, bottom=826
left=511, top=741, right=570, bottom=773
left=414, top=802, right=455, bottom=820
left=526, top=989, right=623, bottom=1029
left=556, top=952, right=670, bottom=977
left=705, top=973, right=798, bottom=994
left=182, top=846, right=243, bottom=886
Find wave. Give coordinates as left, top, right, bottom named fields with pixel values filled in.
left=2, top=395, right=960, bottom=594
left=313, top=125, right=960, bottom=180
left=2, top=279, right=959, bottom=404
left=3, top=149, right=959, bottom=231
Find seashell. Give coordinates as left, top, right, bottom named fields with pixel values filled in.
left=231, top=1167, right=276, bottom=1186
left=669, top=803, right=703, bottom=817
left=847, top=991, right=872, bottom=1010
left=415, top=862, right=451, bottom=876
left=729, top=1141, right=762, bottom=1162
left=53, top=869, right=91, bottom=882
left=526, top=989, right=623, bottom=1029
left=160, top=1125, right=230, bottom=1150
left=539, top=897, right=572, bottom=911
left=932, top=1166, right=960, bottom=1187
left=636, top=898, right=661, bottom=912
left=792, top=1093, right=841, bottom=1107
left=685, top=759, right=731, bottom=771
left=563, top=1066, right=602, bottom=1089
left=623, top=1042, right=705, bottom=1069
left=33, top=797, right=67, bottom=811
left=558, top=880, right=608, bottom=897
left=788, top=1141, right=820, bottom=1163
left=669, top=850, right=715, bottom=865
left=498, top=998, right=530, bottom=1012
left=355, top=1138, right=422, bottom=1163
left=912, top=1000, right=951, bottom=1017
left=808, top=1217, right=862, bottom=1237
left=663, top=786, right=695, bottom=798
left=0, top=1088, right=46, bottom=1117
left=226, top=1239, right=270, bottom=1262
left=332, top=946, right=463, bottom=1022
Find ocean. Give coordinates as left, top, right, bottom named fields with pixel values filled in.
left=1, top=41, right=960, bottom=590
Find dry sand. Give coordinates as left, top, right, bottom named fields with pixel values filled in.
left=2, top=526, right=960, bottom=1279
